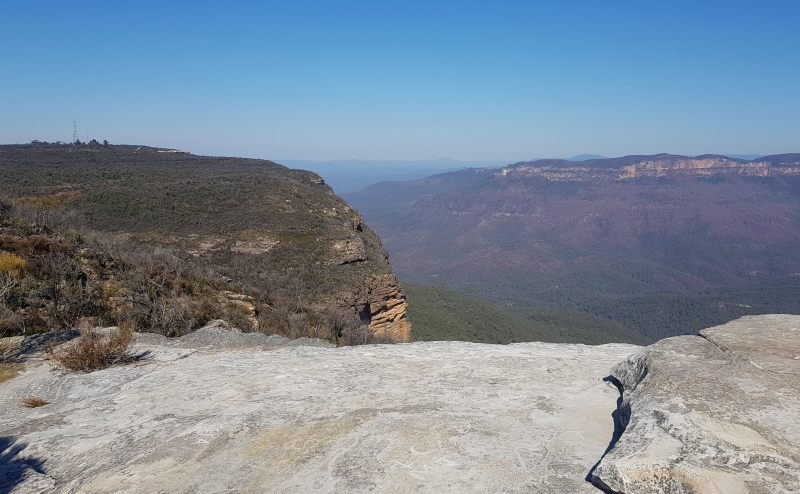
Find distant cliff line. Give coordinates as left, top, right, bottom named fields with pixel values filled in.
left=499, top=153, right=800, bottom=182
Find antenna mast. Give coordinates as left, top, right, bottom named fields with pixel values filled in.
left=72, top=121, right=78, bottom=144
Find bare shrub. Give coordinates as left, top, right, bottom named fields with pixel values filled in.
left=338, top=325, right=400, bottom=346
left=285, top=311, right=311, bottom=339
left=218, top=302, right=257, bottom=332
left=37, top=251, right=104, bottom=330
left=253, top=305, right=393, bottom=345
left=324, top=307, right=361, bottom=341
left=255, top=306, right=287, bottom=336
left=150, top=296, right=202, bottom=336
left=337, top=325, right=373, bottom=346
left=112, top=250, right=212, bottom=336
left=0, top=305, right=24, bottom=338
left=50, top=327, right=136, bottom=372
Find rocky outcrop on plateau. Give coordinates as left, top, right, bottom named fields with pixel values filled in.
left=1, top=331, right=637, bottom=493
left=592, top=314, right=800, bottom=493
left=1, top=315, right=798, bottom=493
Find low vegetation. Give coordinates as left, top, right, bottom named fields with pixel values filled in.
left=49, top=327, right=136, bottom=372
left=0, top=202, right=366, bottom=345
left=0, top=200, right=228, bottom=338
left=0, top=143, right=400, bottom=347
left=405, top=284, right=646, bottom=344
left=21, top=397, right=49, bottom=408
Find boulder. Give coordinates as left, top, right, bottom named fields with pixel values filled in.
left=592, top=315, right=800, bottom=493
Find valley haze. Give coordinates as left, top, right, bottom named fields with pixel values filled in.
left=347, top=152, right=800, bottom=344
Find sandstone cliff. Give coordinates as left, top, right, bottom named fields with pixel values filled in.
left=500, top=153, right=800, bottom=182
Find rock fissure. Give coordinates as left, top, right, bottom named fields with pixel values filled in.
left=697, top=332, right=730, bottom=356
left=587, top=375, right=628, bottom=493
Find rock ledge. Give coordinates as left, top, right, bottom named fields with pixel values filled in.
left=592, top=314, right=800, bottom=494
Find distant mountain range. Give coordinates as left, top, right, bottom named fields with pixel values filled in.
left=568, top=154, right=608, bottom=161
left=346, top=153, right=800, bottom=343
left=568, top=153, right=765, bottom=161
left=285, top=155, right=769, bottom=192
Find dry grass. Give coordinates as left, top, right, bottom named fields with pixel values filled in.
left=50, top=327, right=136, bottom=372
left=21, top=397, right=49, bottom=408
left=0, top=362, right=22, bottom=383
left=0, top=252, right=26, bottom=275
left=16, top=191, right=81, bottom=209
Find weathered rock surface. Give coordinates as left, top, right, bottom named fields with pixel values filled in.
left=0, top=337, right=637, bottom=493
left=3, top=314, right=798, bottom=493
left=592, top=314, right=800, bottom=493
left=135, top=323, right=335, bottom=351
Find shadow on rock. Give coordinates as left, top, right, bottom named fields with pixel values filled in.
left=1, top=331, right=80, bottom=363
left=585, top=376, right=625, bottom=493
left=0, top=436, right=48, bottom=494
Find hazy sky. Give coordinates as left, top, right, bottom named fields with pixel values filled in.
left=2, top=1, right=799, bottom=161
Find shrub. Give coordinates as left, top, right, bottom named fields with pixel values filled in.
left=0, top=199, right=12, bottom=222
left=151, top=296, right=202, bottom=336
left=337, top=325, right=399, bottom=346
left=0, top=306, right=24, bottom=337
left=37, top=251, right=104, bottom=330
left=218, top=302, right=257, bottom=331
left=120, top=294, right=204, bottom=337
left=0, top=252, right=26, bottom=277
left=21, top=397, right=49, bottom=408
left=50, top=327, right=136, bottom=372
left=0, top=252, right=27, bottom=303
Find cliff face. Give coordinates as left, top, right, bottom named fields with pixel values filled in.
left=325, top=213, right=412, bottom=341
left=362, top=274, right=411, bottom=341
left=0, top=144, right=410, bottom=342
left=500, top=153, right=800, bottom=182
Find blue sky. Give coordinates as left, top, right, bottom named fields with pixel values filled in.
left=2, top=1, right=799, bottom=161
